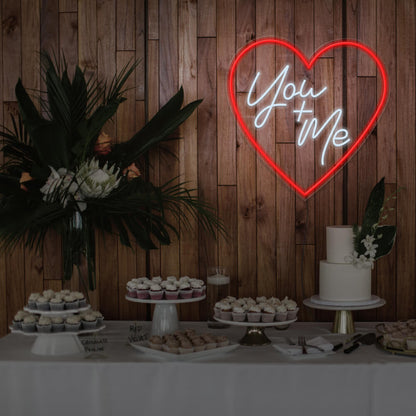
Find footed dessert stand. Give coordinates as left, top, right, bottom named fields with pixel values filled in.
left=11, top=325, right=105, bottom=356
left=303, top=295, right=385, bottom=334
left=214, top=317, right=297, bottom=346
left=125, top=295, right=205, bottom=336
left=13, top=305, right=105, bottom=356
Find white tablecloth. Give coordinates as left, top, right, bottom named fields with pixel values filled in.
left=0, top=321, right=415, bottom=416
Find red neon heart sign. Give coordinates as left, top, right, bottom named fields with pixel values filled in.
left=227, top=39, right=389, bottom=198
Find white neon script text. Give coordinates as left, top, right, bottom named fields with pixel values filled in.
left=246, top=65, right=351, bottom=165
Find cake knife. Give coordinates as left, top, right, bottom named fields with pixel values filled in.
left=332, top=333, right=362, bottom=351
left=344, top=333, right=376, bottom=353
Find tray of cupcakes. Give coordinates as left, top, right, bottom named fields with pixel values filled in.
left=23, top=289, right=91, bottom=315
left=125, top=275, right=206, bottom=302
left=10, top=309, right=105, bottom=335
left=376, top=319, right=416, bottom=357
left=213, top=296, right=298, bottom=326
left=130, top=328, right=238, bottom=360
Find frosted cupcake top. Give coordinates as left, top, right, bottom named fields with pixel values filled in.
left=38, top=316, right=52, bottom=326
left=66, top=315, right=81, bottom=325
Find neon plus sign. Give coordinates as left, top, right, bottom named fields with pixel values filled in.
left=293, top=100, right=313, bottom=123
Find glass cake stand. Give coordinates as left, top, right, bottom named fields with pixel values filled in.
left=125, top=295, right=206, bottom=336
left=303, top=295, right=386, bottom=334
left=214, top=317, right=297, bottom=346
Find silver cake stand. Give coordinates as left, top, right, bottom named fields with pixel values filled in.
left=303, top=295, right=386, bottom=334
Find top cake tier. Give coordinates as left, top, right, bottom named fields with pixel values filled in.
left=326, top=225, right=354, bottom=264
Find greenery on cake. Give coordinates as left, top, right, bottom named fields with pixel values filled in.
left=0, top=52, right=223, bottom=291
left=351, top=178, right=397, bottom=268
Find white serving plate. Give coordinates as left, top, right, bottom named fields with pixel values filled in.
left=309, top=295, right=381, bottom=307
left=214, top=316, right=297, bottom=327
left=125, top=295, right=205, bottom=304
left=130, top=341, right=239, bottom=361
left=23, top=305, right=91, bottom=316
left=10, top=324, right=105, bottom=336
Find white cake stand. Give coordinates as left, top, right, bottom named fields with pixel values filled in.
left=125, top=295, right=206, bottom=336
left=303, top=295, right=386, bottom=334
left=214, top=317, right=297, bottom=346
left=10, top=325, right=105, bottom=356
left=14, top=303, right=104, bottom=355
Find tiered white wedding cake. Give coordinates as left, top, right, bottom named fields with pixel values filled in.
left=319, top=226, right=371, bottom=302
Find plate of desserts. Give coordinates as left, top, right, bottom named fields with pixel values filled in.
left=126, top=275, right=206, bottom=301
left=130, top=329, right=238, bottom=360
left=376, top=319, right=416, bottom=357
left=214, top=295, right=299, bottom=324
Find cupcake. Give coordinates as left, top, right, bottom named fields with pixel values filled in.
left=191, top=337, right=206, bottom=352
left=65, top=315, right=81, bottom=331
left=261, top=304, right=276, bottom=323
left=232, top=305, right=246, bottom=322
left=179, top=276, right=191, bottom=284
left=214, top=302, right=223, bottom=318
left=151, top=276, right=163, bottom=284
left=179, top=282, right=193, bottom=299
left=190, top=280, right=204, bottom=298
left=178, top=339, right=194, bottom=354
left=275, top=304, right=288, bottom=321
left=163, top=339, right=180, bottom=354
left=12, top=311, right=27, bottom=330
left=36, top=316, right=52, bottom=333
left=283, top=298, right=298, bottom=320
left=126, top=282, right=137, bottom=298
left=21, top=315, right=37, bottom=332
left=149, top=284, right=164, bottom=300
left=166, top=276, right=178, bottom=284
left=91, top=310, right=104, bottom=325
left=49, top=296, right=65, bottom=311
left=28, top=293, right=40, bottom=309
left=247, top=304, right=261, bottom=323
left=149, top=335, right=163, bottom=350
left=219, top=302, right=232, bottom=321
left=201, top=334, right=217, bottom=349
left=60, top=289, right=71, bottom=296
left=36, top=296, right=50, bottom=311
left=64, top=295, right=79, bottom=310
left=43, top=289, right=55, bottom=300
left=136, top=283, right=150, bottom=299
left=73, top=291, right=87, bottom=308
left=81, top=313, right=97, bottom=330
left=256, top=296, right=267, bottom=304
left=165, top=284, right=179, bottom=300
left=51, top=316, right=65, bottom=332
left=215, top=335, right=229, bottom=347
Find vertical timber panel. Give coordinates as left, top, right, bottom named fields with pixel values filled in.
left=237, top=93, right=256, bottom=298
left=217, top=0, right=236, bottom=185
left=179, top=0, right=199, bottom=320
left=159, top=0, right=180, bottom=278
left=197, top=37, right=218, bottom=318
left=117, top=51, right=138, bottom=320
left=397, top=0, right=415, bottom=320
left=256, top=0, right=277, bottom=297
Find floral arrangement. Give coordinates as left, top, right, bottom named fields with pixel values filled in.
left=0, top=53, right=222, bottom=290
left=349, top=177, right=397, bottom=268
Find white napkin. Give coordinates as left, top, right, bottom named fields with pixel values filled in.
left=273, top=336, right=334, bottom=359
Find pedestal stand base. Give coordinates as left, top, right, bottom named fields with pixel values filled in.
left=239, top=327, right=271, bottom=346
left=31, top=334, right=84, bottom=356
left=151, top=304, right=179, bottom=336
left=332, top=310, right=355, bottom=334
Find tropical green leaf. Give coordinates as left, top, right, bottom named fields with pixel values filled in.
left=374, top=225, right=396, bottom=259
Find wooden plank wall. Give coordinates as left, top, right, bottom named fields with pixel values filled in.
left=0, top=0, right=415, bottom=336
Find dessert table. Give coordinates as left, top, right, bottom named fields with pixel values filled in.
left=0, top=321, right=415, bottom=416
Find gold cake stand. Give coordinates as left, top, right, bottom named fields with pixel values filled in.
left=303, top=296, right=386, bottom=334
left=214, top=317, right=297, bottom=346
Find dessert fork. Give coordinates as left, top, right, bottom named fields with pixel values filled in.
left=298, top=336, right=307, bottom=354
left=298, top=336, right=325, bottom=353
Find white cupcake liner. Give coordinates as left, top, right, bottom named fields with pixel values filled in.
left=81, top=320, right=97, bottom=330
left=232, top=312, right=246, bottom=322
left=21, top=323, right=36, bottom=332
left=220, top=310, right=232, bottom=320
left=36, top=303, right=50, bottom=311
left=64, top=322, right=81, bottom=332
left=12, top=321, right=23, bottom=330
left=261, top=313, right=275, bottom=323
left=275, top=311, right=288, bottom=321
left=49, top=302, right=65, bottom=311
left=36, top=324, right=52, bottom=333
left=52, top=323, right=65, bottom=332
left=247, top=312, right=261, bottom=323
